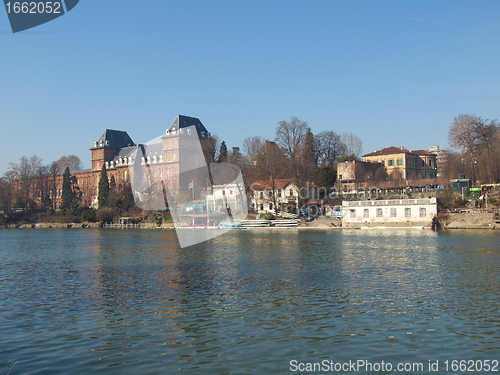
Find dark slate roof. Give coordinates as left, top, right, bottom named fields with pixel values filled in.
left=91, top=129, right=135, bottom=150
left=162, top=115, right=210, bottom=139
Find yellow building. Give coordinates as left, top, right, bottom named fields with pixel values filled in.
left=363, top=146, right=437, bottom=181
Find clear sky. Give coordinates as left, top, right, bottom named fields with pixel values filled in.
left=1, top=0, right=499, bottom=175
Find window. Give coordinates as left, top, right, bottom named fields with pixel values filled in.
left=397, top=158, right=403, bottom=166
left=290, top=189, right=293, bottom=196
left=278, top=190, right=282, bottom=197
left=388, top=159, right=394, bottom=166
left=380, top=160, right=385, bottom=166
left=338, top=175, right=343, bottom=180
left=260, top=204, right=263, bottom=211
left=363, top=209, right=369, bottom=218
left=420, top=208, right=426, bottom=218
left=376, top=208, right=382, bottom=217
left=350, top=209, right=356, bottom=218
left=269, top=203, right=273, bottom=210
left=269, top=191, right=273, bottom=198
left=390, top=208, right=397, bottom=217
left=405, top=208, right=411, bottom=218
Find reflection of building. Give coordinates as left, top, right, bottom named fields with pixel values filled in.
left=250, top=179, right=318, bottom=214
left=45, top=115, right=210, bottom=210
left=336, top=160, right=386, bottom=191
left=363, top=146, right=437, bottom=181
left=342, top=197, right=438, bottom=227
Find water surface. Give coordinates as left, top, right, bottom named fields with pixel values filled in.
left=0, top=229, right=499, bottom=374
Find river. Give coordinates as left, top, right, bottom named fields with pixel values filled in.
left=0, top=228, right=499, bottom=374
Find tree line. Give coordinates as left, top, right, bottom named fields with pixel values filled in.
left=445, top=114, right=500, bottom=185
left=0, top=154, right=137, bottom=224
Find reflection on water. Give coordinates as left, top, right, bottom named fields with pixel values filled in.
left=0, top=229, right=500, bottom=374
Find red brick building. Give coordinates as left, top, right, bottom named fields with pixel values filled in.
left=44, top=115, right=211, bottom=210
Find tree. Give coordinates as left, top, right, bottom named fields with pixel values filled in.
left=252, top=140, right=290, bottom=214
left=317, top=166, right=337, bottom=195
left=275, top=116, right=308, bottom=159
left=49, top=161, right=60, bottom=210
left=200, top=135, right=218, bottom=164
left=55, top=155, right=83, bottom=173
left=315, top=130, right=345, bottom=166
left=36, top=164, right=51, bottom=211
left=449, top=114, right=482, bottom=155
left=97, top=164, right=109, bottom=209
left=59, top=167, right=81, bottom=215
left=242, top=136, right=264, bottom=162
left=293, top=127, right=318, bottom=187
left=341, top=132, right=363, bottom=160
left=449, top=114, right=500, bottom=184
left=0, top=174, right=14, bottom=215
left=217, top=141, right=228, bottom=163
left=8, top=155, right=44, bottom=212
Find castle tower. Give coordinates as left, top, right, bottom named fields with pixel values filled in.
left=90, top=129, right=135, bottom=171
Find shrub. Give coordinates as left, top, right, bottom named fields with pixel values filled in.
left=80, top=208, right=97, bottom=222
left=39, top=215, right=81, bottom=223
left=96, top=208, right=114, bottom=223
left=264, top=214, right=275, bottom=220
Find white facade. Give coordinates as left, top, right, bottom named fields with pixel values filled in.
left=342, top=198, right=437, bottom=227
left=205, top=183, right=246, bottom=214
left=251, top=183, right=300, bottom=214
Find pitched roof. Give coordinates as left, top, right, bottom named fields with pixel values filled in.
left=251, top=179, right=318, bottom=190
left=91, top=129, right=135, bottom=150
left=163, top=115, right=210, bottom=139
left=411, top=149, right=435, bottom=156
left=363, top=146, right=435, bottom=158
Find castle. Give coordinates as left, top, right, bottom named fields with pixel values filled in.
left=50, top=115, right=211, bottom=209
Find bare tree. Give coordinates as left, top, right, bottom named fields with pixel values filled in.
left=8, top=155, right=47, bottom=211
left=449, top=114, right=500, bottom=184
left=315, top=130, right=345, bottom=166
left=0, top=172, right=15, bottom=215
left=341, top=132, right=363, bottom=160
left=55, top=155, right=84, bottom=173
left=251, top=141, right=290, bottom=214
left=275, top=116, right=308, bottom=159
left=242, top=136, right=263, bottom=162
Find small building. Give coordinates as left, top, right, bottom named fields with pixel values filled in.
left=250, top=179, right=318, bottom=214
left=342, top=197, right=438, bottom=227
left=336, top=160, right=387, bottom=192
left=451, top=175, right=471, bottom=190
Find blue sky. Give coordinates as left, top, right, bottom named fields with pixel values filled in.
left=1, top=0, right=499, bottom=174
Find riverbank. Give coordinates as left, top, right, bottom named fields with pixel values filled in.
left=2, top=211, right=497, bottom=230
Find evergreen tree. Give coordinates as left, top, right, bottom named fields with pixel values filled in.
left=108, top=175, right=118, bottom=211
left=217, top=141, right=228, bottom=163
left=97, top=164, right=109, bottom=209
left=304, top=127, right=317, bottom=166
left=60, top=167, right=81, bottom=215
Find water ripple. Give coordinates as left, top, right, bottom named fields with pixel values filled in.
left=1, top=229, right=500, bottom=373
